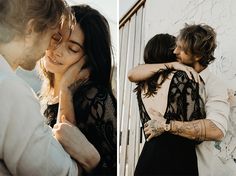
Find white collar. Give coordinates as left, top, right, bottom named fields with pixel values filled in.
left=0, top=54, right=15, bottom=73
left=199, top=67, right=210, bottom=84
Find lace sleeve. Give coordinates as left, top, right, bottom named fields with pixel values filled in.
left=73, top=83, right=117, bottom=175
left=165, top=71, right=206, bottom=122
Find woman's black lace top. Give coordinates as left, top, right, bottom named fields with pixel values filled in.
left=136, top=70, right=206, bottom=139
left=44, top=81, right=117, bottom=176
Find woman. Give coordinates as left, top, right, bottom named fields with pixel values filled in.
left=39, top=5, right=117, bottom=175
left=132, top=34, right=205, bottom=175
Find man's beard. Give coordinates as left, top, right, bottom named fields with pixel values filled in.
left=177, top=56, right=195, bottom=68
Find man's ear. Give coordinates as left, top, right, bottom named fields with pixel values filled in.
left=25, top=19, right=35, bottom=35
left=195, top=56, right=202, bottom=62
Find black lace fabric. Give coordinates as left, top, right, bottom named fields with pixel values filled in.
left=44, top=82, right=117, bottom=176
left=137, top=70, right=206, bottom=130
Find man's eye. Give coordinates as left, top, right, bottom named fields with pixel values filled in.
left=52, top=33, right=62, bottom=42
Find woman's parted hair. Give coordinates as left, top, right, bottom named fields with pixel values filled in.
left=0, top=0, right=70, bottom=43
left=71, top=5, right=113, bottom=91
left=177, top=24, right=217, bottom=67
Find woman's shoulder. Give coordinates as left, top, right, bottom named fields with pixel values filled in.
left=74, top=82, right=110, bottom=98
left=173, top=70, right=189, bottom=79
left=171, top=70, right=193, bottom=84
left=73, top=81, right=116, bottom=107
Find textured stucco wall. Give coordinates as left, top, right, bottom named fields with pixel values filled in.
left=144, top=0, right=236, bottom=90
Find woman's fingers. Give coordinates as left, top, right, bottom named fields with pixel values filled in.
left=146, top=133, right=154, bottom=141
left=75, top=68, right=90, bottom=82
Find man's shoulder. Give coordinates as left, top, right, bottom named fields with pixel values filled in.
left=206, top=71, right=228, bottom=90
left=0, top=71, right=34, bottom=97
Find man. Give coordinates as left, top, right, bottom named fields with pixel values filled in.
left=0, top=0, right=99, bottom=175
left=128, top=24, right=230, bottom=175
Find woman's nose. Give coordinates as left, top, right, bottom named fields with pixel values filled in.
left=51, top=43, right=64, bottom=57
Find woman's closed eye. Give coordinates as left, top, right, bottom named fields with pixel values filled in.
left=68, top=45, right=80, bottom=53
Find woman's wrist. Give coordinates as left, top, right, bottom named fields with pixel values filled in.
left=59, top=87, right=73, bottom=97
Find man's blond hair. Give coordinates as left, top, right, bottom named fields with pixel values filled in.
left=0, top=0, right=72, bottom=43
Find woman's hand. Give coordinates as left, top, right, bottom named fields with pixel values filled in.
left=144, top=109, right=166, bottom=141
left=57, top=56, right=90, bottom=125
left=53, top=117, right=100, bottom=172
left=60, top=55, right=90, bottom=94
left=167, top=62, right=200, bottom=83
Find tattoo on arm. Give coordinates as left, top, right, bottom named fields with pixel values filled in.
left=171, top=119, right=222, bottom=141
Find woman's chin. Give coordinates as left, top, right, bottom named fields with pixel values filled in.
left=44, top=65, right=63, bottom=74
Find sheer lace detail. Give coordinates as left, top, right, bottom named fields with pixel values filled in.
left=44, top=82, right=117, bottom=175
left=165, top=71, right=206, bottom=122
left=137, top=70, right=206, bottom=128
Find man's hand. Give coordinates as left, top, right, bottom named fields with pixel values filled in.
left=53, top=117, right=100, bottom=172
left=144, top=109, right=166, bottom=141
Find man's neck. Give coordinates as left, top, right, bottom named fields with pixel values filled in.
left=0, top=42, right=20, bottom=70
left=193, top=62, right=205, bottom=73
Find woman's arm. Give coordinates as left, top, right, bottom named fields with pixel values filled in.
left=58, top=56, right=89, bottom=124
left=128, top=62, right=199, bottom=82
left=58, top=88, right=76, bottom=124
left=128, top=64, right=167, bottom=82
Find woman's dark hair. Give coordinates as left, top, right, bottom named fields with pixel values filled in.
left=71, top=5, right=113, bottom=92
left=135, top=34, right=177, bottom=97
left=144, top=34, right=176, bottom=64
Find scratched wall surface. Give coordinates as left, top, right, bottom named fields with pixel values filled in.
left=144, top=0, right=236, bottom=90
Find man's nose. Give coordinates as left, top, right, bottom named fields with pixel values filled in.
left=173, top=47, right=178, bottom=54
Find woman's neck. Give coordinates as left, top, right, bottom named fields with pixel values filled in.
left=53, top=74, right=62, bottom=98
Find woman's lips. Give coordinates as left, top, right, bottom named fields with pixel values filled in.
left=47, top=56, right=62, bottom=65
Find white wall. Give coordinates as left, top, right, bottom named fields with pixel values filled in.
left=144, top=0, right=236, bottom=90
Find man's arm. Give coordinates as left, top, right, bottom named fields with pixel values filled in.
left=53, top=117, right=101, bottom=173
left=170, top=119, right=223, bottom=141
left=145, top=98, right=229, bottom=142
left=144, top=114, right=224, bottom=142
left=0, top=79, right=80, bottom=175
left=144, top=72, right=229, bottom=142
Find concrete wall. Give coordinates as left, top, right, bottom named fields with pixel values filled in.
left=144, top=0, right=236, bottom=90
